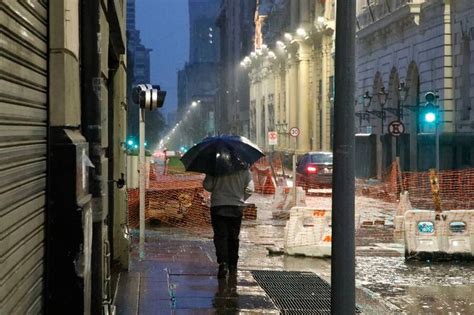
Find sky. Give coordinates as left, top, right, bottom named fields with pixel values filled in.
left=135, top=0, right=189, bottom=116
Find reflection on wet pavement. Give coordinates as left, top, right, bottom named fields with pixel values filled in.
left=356, top=257, right=474, bottom=313
left=116, top=192, right=474, bottom=314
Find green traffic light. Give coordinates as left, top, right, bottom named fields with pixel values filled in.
left=424, top=112, right=436, bottom=123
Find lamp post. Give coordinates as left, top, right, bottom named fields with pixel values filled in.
left=377, top=86, right=389, bottom=134
left=132, top=84, right=166, bottom=260
left=397, top=81, right=409, bottom=157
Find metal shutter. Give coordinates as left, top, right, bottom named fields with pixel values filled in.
left=0, top=0, right=48, bottom=313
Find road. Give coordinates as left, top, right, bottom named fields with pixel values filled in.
left=236, top=191, right=474, bottom=314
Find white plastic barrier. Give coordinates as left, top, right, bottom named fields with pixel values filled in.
left=284, top=207, right=331, bottom=257
left=404, top=209, right=474, bottom=259
left=393, top=191, right=413, bottom=243
left=443, top=210, right=474, bottom=255
left=271, top=186, right=306, bottom=210
left=272, top=186, right=289, bottom=210
left=282, top=187, right=306, bottom=210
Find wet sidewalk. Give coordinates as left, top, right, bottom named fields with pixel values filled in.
left=113, top=227, right=279, bottom=314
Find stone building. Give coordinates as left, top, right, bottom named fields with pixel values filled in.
left=242, top=0, right=336, bottom=154
left=175, top=0, right=220, bottom=147
left=215, top=0, right=256, bottom=136
left=1, top=1, right=128, bottom=313
left=356, top=0, right=474, bottom=177
left=126, top=0, right=159, bottom=146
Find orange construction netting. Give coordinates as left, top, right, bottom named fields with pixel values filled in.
left=127, top=162, right=259, bottom=236
left=357, top=162, right=474, bottom=210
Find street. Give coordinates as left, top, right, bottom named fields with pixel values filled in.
left=117, top=177, right=474, bottom=314
left=4, top=1, right=474, bottom=314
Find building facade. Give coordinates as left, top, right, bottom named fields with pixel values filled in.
left=243, top=0, right=336, bottom=153
left=1, top=1, right=128, bottom=313
left=175, top=0, right=220, bottom=147
left=356, top=0, right=474, bottom=177
left=215, top=0, right=256, bottom=136
left=126, top=0, right=158, bottom=146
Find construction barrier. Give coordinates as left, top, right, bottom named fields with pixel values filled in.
left=272, top=186, right=306, bottom=210
left=404, top=209, right=474, bottom=260
left=127, top=164, right=259, bottom=236
left=283, top=207, right=332, bottom=257
left=393, top=191, right=413, bottom=243
left=357, top=163, right=474, bottom=211
left=251, top=164, right=276, bottom=194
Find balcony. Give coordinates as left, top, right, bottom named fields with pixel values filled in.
left=356, top=0, right=425, bottom=40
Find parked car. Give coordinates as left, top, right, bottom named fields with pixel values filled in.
left=295, top=151, right=333, bottom=190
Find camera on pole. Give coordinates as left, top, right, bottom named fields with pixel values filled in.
left=132, top=84, right=167, bottom=110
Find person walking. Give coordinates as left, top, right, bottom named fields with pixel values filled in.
left=203, top=169, right=254, bottom=278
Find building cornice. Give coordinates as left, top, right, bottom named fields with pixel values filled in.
left=357, top=3, right=421, bottom=40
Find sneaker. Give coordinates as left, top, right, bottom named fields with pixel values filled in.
left=217, top=263, right=228, bottom=279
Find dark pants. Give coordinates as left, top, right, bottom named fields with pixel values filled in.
left=210, top=207, right=243, bottom=266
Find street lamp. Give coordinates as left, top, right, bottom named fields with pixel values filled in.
left=275, top=120, right=288, bottom=134
left=398, top=81, right=409, bottom=120
left=362, top=90, right=372, bottom=107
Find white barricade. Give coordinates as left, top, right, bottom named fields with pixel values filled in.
left=393, top=191, right=413, bottom=243
left=271, top=186, right=306, bottom=210
left=282, top=187, right=306, bottom=210
left=443, top=210, right=474, bottom=255
left=283, top=207, right=331, bottom=257
left=272, top=186, right=289, bottom=210
left=404, top=209, right=474, bottom=259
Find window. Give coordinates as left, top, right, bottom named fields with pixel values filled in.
left=311, top=153, right=333, bottom=163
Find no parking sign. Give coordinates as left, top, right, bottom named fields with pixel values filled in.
left=268, top=131, right=278, bottom=145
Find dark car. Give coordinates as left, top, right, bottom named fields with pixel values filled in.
left=295, top=151, right=333, bottom=191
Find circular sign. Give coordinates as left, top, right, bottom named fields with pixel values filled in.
left=388, top=120, right=405, bottom=137
left=289, top=127, right=300, bottom=137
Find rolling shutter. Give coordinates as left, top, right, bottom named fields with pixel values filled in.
left=0, top=0, right=48, bottom=313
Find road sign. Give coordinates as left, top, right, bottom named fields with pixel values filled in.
left=388, top=120, right=405, bottom=137
left=268, top=131, right=278, bottom=145
left=289, top=127, right=300, bottom=137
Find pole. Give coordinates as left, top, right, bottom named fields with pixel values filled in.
left=435, top=122, right=439, bottom=171
left=332, top=0, right=356, bottom=314
left=139, top=108, right=145, bottom=259
left=292, top=138, right=297, bottom=205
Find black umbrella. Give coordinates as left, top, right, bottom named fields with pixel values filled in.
left=180, top=135, right=265, bottom=176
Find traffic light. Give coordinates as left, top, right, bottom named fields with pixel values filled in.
left=132, top=84, right=167, bottom=110
left=421, top=91, right=438, bottom=124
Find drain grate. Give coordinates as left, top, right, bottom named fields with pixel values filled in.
left=251, top=270, right=360, bottom=314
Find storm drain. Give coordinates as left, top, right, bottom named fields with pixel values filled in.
left=251, top=270, right=360, bottom=314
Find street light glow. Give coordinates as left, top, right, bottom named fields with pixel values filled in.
left=284, top=33, right=292, bottom=41
left=296, top=28, right=307, bottom=37
left=192, top=101, right=197, bottom=107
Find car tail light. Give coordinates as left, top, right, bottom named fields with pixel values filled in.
left=306, top=165, right=318, bottom=174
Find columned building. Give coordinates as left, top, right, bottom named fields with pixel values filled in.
left=243, top=0, right=336, bottom=154
left=355, top=0, right=474, bottom=177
